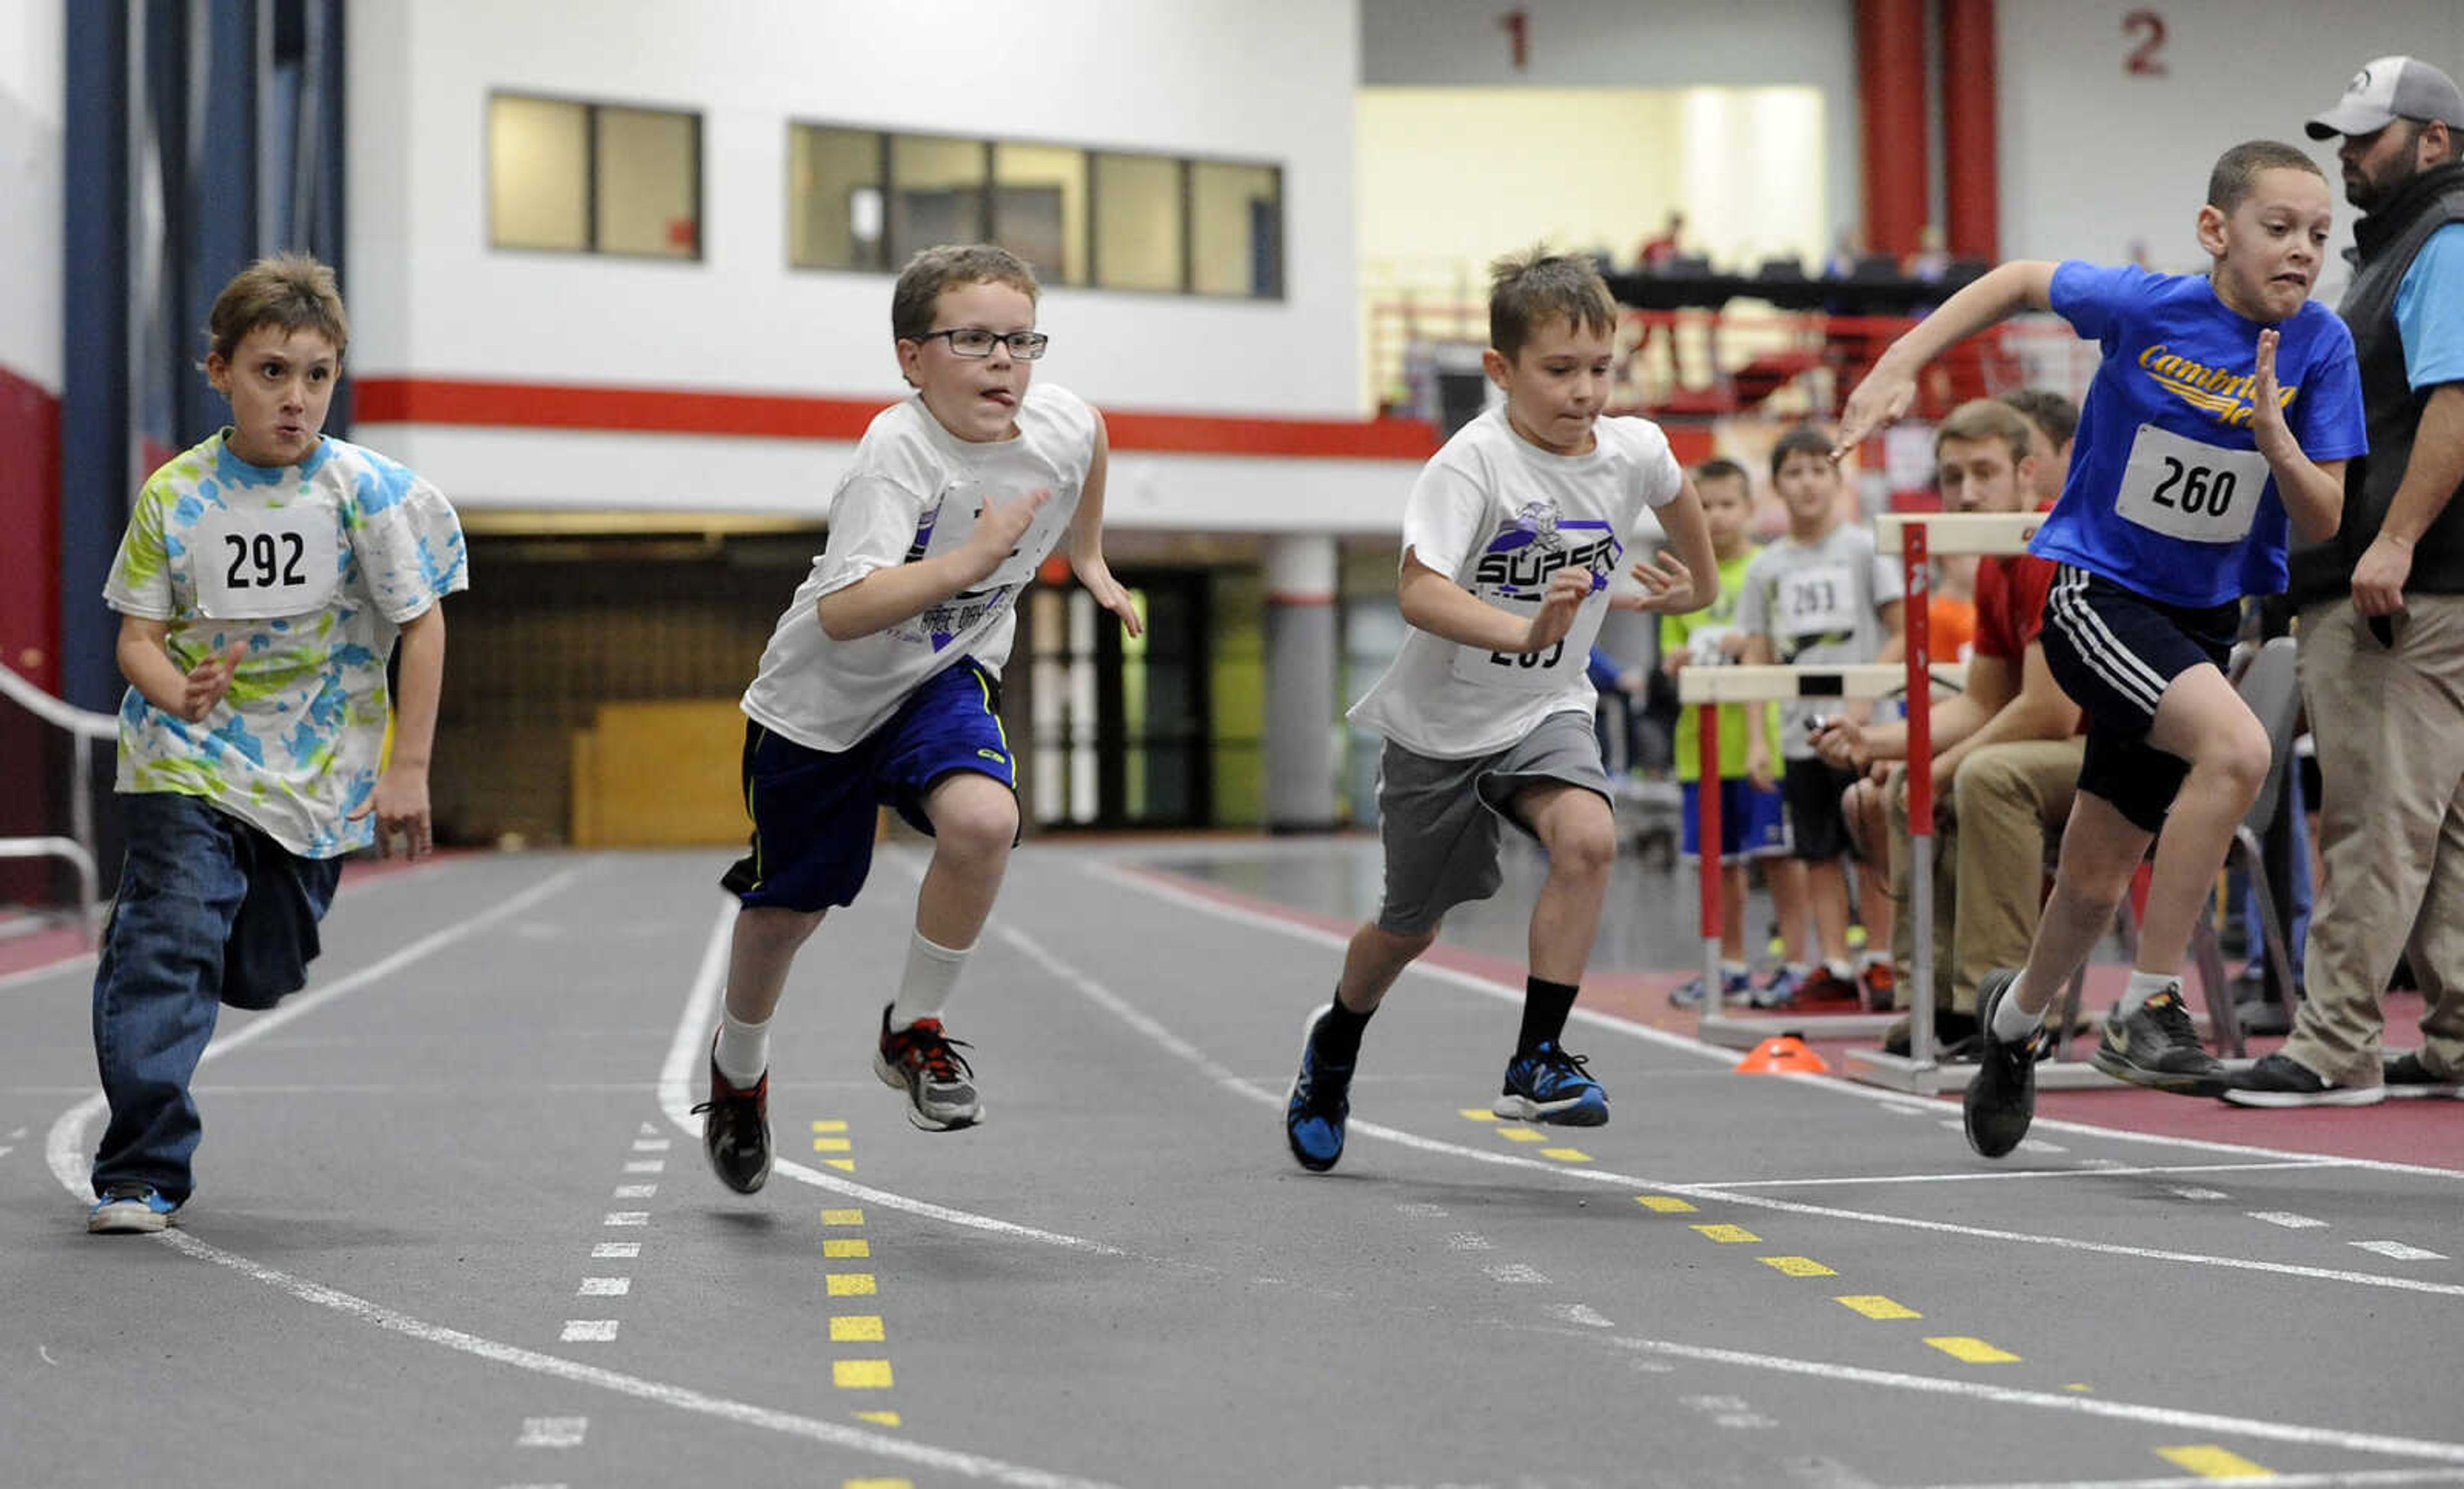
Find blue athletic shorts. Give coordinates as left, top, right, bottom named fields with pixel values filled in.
left=719, top=659, right=1016, bottom=912
left=2039, top=563, right=2237, bottom=833
left=1681, top=778, right=1789, bottom=863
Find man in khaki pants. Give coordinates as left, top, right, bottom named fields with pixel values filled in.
left=1820, top=398, right=2083, bottom=1055
left=2225, top=58, right=2464, bottom=1105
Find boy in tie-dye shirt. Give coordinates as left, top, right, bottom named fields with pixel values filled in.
left=85, top=253, right=466, bottom=1235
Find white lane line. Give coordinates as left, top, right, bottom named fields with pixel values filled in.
left=2354, top=1240, right=2447, bottom=1261
left=516, top=1416, right=587, bottom=1447
left=654, top=899, right=1132, bottom=1260
left=1095, top=860, right=2464, bottom=1182
left=1482, top=1262, right=1550, bottom=1285
left=39, top=867, right=1120, bottom=1489
left=1548, top=1303, right=1615, bottom=1329
left=1913, top=1465, right=2464, bottom=1487
left=46, top=865, right=592, bottom=1191
left=577, top=1278, right=631, bottom=1297
left=590, top=1242, right=640, bottom=1260
left=1016, top=881, right=2464, bottom=1302
left=1691, top=1160, right=2331, bottom=1191
left=623, top=1160, right=664, bottom=1175
left=613, top=1184, right=657, bottom=1198
left=559, top=1320, right=620, bottom=1343
left=603, top=1212, right=649, bottom=1228
left=1591, top=1331, right=2464, bottom=1464
left=2168, top=1186, right=2230, bottom=1200
left=2251, top=1211, right=2331, bottom=1229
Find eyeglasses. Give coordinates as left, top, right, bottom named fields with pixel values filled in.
left=914, top=327, right=1050, bottom=360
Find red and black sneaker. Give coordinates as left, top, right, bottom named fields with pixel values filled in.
left=873, top=1005, right=982, bottom=1131
left=692, top=1041, right=771, bottom=1193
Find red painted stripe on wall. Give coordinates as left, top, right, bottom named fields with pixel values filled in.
left=352, top=376, right=1444, bottom=461
left=0, top=363, right=62, bottom=692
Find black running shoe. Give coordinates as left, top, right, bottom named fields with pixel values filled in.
left=2220, top=1052, right=2386, bottom=1108
left=692, top=1042, right=772, bottom=1193
left=2384, top=1051, right=2463, bottom=1100
left=1284, top=1005, right=1355, bottom=1173
left=2091, top=985, right=2227, bottom=1095
left=1963, top=969, right=2046, bottom=1159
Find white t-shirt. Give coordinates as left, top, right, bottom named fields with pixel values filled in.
left=1348, top=407, right=1684, bottom=759
left=742, top=386, right=1097, bottom=753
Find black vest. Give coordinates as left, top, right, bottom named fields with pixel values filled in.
left=2285, top=160, right=2464, bottom=608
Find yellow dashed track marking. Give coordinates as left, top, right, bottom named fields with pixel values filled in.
left=823, top=1238, right=871, bottom=1259
left=2156, top=1445, right=2273, bottom=1478
left=844, top=1479, right=912, bottom=1489
left=826, top=1273, right=877, bottom=1297
left=1759, top=1255, right=1837, bottom=1277
left=1925, top=1336, right=2021, bottom=1363
left=855, top=1410, right=902, bottom=1427
left=822, top=1208, right=865, bottom=1227
left=1635, top=1195, right=1697, bottom=1213
left=830, top=1315, right=886, bottom=1342
left=825, top=1158, right=857, bottom=1173
left=1835, top=1295, right=1922, bottom=1320
left=812, top=1120, right=848, bottom=1133
left=833, top=1359, right=895, bottom=1389
left=1539, top=1148, right=1591, bottom=1162
left=1496, top=1127, right=1546, bottom=1143
left=1691, top=1223, right=1760, bottom=1243
left=1457, top=1109, right=1500, bottom=1122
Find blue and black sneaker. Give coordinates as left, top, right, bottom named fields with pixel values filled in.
left=1494, top=1041, right=1609, bottom=1126
left=1668, top=966, right=1754, bottom=1008
left=87, top=1182, right=178, bottom=1235
left=1284, top=1006, right=1354, bottom=1173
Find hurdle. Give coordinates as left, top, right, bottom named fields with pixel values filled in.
left=1676, top=659, right=1967, bottom=1051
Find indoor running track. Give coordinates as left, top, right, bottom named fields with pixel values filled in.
left=1, top=839, right=2458, bottom=1489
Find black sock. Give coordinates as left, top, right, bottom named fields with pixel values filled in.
left=1313, top=989, right=1373, bottom=1066
left=1518, top=976, right=1580, bottom=1053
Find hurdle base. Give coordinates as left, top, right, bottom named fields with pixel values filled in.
left=1697, top=1007, right=1896, bottom=1050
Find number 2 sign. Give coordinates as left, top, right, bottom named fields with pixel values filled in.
left=2123, top=9, right=2168, bottom=77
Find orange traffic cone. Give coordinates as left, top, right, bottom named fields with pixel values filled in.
left=1733, top=1035, right=1830, bottom=1075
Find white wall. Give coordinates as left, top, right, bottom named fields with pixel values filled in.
left=1998, top=0, right=2464, bottom=288
left=0, top=0, right=64, bottom=389
left=1358, top=0, right=1861, bottom=260
left=348, top=0, right=1358, bottom=415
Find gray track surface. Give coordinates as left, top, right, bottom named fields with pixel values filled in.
left=3, top=843, right=2458, bottom=1489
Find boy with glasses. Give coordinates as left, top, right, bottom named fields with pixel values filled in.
left=696, top=244, right=1140, bottom=1193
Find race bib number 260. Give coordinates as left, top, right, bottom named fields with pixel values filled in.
left=2113, top=423, right=2268, bottom=545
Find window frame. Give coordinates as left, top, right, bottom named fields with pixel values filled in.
left=486, top=89, right=705, bottom=263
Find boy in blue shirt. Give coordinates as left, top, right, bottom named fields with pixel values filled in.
left=1836, top=140, right=2366, bottom=1157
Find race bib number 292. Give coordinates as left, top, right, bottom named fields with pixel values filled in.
left=193, top=506, right=341, bottom=620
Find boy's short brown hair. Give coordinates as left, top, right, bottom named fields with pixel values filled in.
left=1694, top=455, right=1750, bottom=494
left=891, top=244, right=1041, bottom=343
left=1935, top=398, right=2037, bottom=467
left=207, top=252, right=348, bottom=363
left=2205, top=140, right=2327, bottom=216
left=1998, top=387, right=2078, bottom=451
left=1488, top=246, right=1618, bottom=361
left=1768, top=425, right=1835, bottom=482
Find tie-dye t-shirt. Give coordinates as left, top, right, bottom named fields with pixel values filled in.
left=101, top=432, right=469, bottom=857
left=742, top=386, right=1094, bottom=753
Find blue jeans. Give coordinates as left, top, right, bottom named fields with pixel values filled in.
left=90, top=793, right=343, bottom=1204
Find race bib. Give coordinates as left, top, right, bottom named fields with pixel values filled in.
left=1450, top=591, right=1610, bottom=692
left=193, top=504, right=341, bottom=620
left=918, top=480, right=1075, bottom=593
left=1775, top=564, right=1856, bottom=639
left=2113, top=424, right=2268, bottom=545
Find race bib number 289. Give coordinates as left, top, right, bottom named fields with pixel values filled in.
left=2114, top=424, right=2268, bottom=545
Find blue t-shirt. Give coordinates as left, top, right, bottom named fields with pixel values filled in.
left=2395, top=222, right=2464, bottom=389
left=2030, top=261, right=2368, bottom=608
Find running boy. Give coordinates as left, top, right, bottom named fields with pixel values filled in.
left=1663, top=457, right=1787, bottom=1007
left=1835, top=140, right=2364, bottom=1157
left=89, top=253, right=466, bottom=1233
left=699, top=244, right=1139, bottom=1193
left=1738, top=428, right=1905, bottom=1007
left=1283, top=248, right=1717, bottom=1173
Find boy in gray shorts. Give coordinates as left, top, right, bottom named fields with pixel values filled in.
left=1283, top=248, right=1718, bottom=1173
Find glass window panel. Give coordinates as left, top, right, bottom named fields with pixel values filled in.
left=488, top=95, right=588, bottom=251
left=991, top=142, right=1086, bottom=286
left=594, top=105, right=700, bottom=258
left=1192, top=160, right=1282, bottom=298
left=888, top=135, right=987, bottom=264
left=1093, top=153, right=1183, bottom=293
left=790, top=125, right=884, bottom=269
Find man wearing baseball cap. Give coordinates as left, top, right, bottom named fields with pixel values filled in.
left=2227, top=57, right=2464, bottom=1106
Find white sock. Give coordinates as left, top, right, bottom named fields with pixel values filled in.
left=889, top=931, right=972, bottom=1030
left=2117, top=969, right=2179, bottom=1017
left=1825, top=958, right=1855, bottom=980
left=1991, top=983, right=2045, bottom=1042
left=712, top=1007, right=771, bottom=1086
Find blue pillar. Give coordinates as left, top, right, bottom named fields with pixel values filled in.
left=60, top=0, right=130, bottom=714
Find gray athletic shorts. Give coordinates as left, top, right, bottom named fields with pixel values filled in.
left=1374, top=710, right=1614, bottom=935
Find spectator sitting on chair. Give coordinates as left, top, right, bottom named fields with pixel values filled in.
left=1818, top=398, right=2084, bottom=1057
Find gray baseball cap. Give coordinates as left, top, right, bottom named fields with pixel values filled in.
left=2307, top=55, right=2464, bottom=139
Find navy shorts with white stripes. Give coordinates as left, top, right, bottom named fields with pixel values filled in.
left=2038, top=563, right=2239, bottom=833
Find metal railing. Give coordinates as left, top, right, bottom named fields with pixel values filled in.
left=0, top=661, right=117, bottom=940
